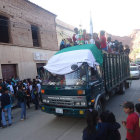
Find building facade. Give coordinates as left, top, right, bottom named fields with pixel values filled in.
left=56, top=19, right=74, bottom=47
left=0, top=0, right=58, bottom=80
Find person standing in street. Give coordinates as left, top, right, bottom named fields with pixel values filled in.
left=1, top=87, right=12, bottom=128
left=7, top=81, right=14, bottom=94
left=83, top=110, right=99, bottom=140
left=37, top=81, right=41, bottom=101
left=17, top=86, right=26, bottom=120
left=32, top=85, right=39, bottom=110
left=122, top=101, right=140, bottom=140
left=26, top=86, right=31, bottom=109
left=99, top=111, right=121, bottom=140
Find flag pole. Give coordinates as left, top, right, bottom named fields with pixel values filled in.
left=90, top=11, right=93, bottom=38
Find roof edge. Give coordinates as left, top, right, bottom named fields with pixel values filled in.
left=25, top=0, right=57, bottom=17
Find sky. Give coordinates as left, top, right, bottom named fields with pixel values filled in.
left=30, top=0, right=140, bottom=36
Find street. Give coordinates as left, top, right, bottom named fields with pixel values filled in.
left=0, top=80, right=140, bottom=140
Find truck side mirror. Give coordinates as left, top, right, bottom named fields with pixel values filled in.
left=71, top=64, right=78, bottom=71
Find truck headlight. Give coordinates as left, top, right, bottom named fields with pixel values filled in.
left=75, top=102, right=80, bottom=106
left=43, top=99, right=50, bottom=103
left=81, top=102, right=86, bottom=106
left=43, top=99, right=47, bottom=103
left=46, top=100, right=50, bottom=103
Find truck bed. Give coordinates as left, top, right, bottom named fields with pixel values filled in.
left=103, top=53, right=130, bottom=92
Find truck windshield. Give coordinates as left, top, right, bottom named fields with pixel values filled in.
left=41, top=65, right=87, bottom=86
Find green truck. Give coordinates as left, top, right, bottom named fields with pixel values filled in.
left=40, top=44, right=130, bottom=117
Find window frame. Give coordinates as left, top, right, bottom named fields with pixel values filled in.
left=0, top=14, right=11, bottom=44
left=31, top=24, right=41, bottom=47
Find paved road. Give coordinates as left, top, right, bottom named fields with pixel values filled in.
left=0, top=80, right=140, bottom=140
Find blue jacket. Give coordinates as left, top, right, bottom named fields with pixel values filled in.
left=83, top=122, right=121, bottom=140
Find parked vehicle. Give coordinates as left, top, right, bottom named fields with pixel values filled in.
left=40, top=44, right=130, bottom=117
left=130, top=66, right=140, bottom=79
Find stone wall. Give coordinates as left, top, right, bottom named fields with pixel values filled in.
left=0, top=0, right=58, bottom=50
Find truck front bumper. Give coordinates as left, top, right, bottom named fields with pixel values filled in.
left=41, top=104, right=87, bottom=117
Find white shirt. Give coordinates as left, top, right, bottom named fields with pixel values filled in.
left=29, top=85, right=33, bottom=92
left=7, top=85, right=14, bottom=94
left=89, top=39, right=95, bottom=44
left=107, top=42, right=113, bottom=50
left=37, top=83, right=41, bottom=93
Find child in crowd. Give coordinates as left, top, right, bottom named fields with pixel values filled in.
left=99, top=111, right=121, bottom=140
left=83, top=110, right=99, bottom=140
left=83, top=110, right=121, bottom=140
left=122, top=101, right=140, bottom=140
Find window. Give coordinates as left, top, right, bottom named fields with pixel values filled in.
left=31, top=25, right=40, bottom=47
left=0, top=15, right=9, bottom=43
left=89, top=67, right=98, bottom=82
left=36, top=63, right=45, bottom=77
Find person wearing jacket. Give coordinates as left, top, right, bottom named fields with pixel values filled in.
left=83, top=110, right=99, bottom=140
left=98, top=111, right=121, bottom=140
left=17, top=86, right=26, bottom=120
left=32, top=85, right=39, bottom=110
left=1, top=87, right=12, bottom=128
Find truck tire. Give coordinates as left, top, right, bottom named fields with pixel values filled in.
left=125, top=82, right=130, bottom=89
left=118, top=83, right=125, bottom=94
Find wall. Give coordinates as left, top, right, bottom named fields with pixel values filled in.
left=0, top=0, right=58, bottom=50
left=56, top=19, right=74, bottom=47
left=0, top=44, right=56, bottom=80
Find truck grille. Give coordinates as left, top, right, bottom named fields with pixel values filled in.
left=49, top=99, right=73, bottom=106
left=42, top=95, right=86, bottom=107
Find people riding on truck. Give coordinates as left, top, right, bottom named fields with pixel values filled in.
left=40, top=44, right=130, bottom=117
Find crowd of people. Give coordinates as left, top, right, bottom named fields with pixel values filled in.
left=60, top=28, right=130, bottom=55
left=0, top=76, right=42, bottom=128
left=83, top=101, right=140, bottom=140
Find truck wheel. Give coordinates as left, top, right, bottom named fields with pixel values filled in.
left=95, top=100, right=103, bottom=114
left=118, top=83, right=125, bottom=94
left=125, top=82, right=130, bottom=89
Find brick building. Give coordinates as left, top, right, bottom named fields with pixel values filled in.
left=0, top=0, right=58, bottom=80
left=56, top=19, right=74, bottom=47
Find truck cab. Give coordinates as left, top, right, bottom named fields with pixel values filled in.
left=41, top=62, right=105, bottom=117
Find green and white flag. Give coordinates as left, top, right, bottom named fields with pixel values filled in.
left=44, top=44, right=103, bottom=75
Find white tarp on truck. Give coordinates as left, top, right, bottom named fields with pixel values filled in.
left=44, top=44, right=103, bottom=75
